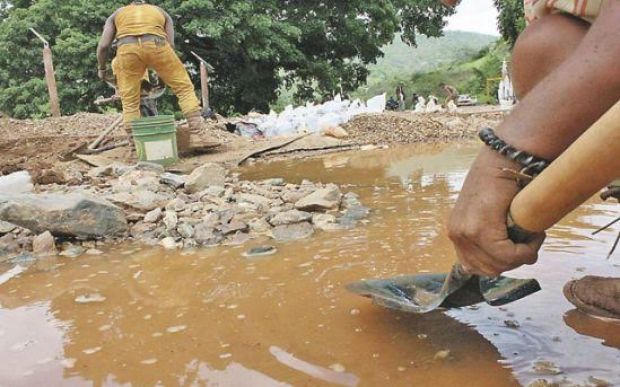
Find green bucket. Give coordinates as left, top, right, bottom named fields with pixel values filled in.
left=131, top=115, right=178, bottom=166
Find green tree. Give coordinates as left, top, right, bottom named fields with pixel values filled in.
left=0, top=0, right=453, bottom=118
left=493, top=0, right=525, bottom=46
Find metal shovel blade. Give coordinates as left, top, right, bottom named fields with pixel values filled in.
left=346, top=264, right=541, bottom=314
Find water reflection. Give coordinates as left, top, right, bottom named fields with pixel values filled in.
left=0, top=142, right=618, bottom=386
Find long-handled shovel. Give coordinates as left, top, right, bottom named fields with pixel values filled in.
left=348, top=100, right=620, bottom=313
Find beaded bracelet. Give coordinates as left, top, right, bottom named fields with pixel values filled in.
left=479, top=127, right=551, bottom=177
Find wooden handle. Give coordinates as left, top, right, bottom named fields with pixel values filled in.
left=510, top=100, right=620, bottom=232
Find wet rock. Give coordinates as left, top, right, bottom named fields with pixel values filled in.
left=159, top=237, right=178, bottom=249
left=194, top=223, right=223, bottom=246
left=106, top=191, right=171, bottom=212
left=341, top=192, right=362, bottom=208
left=32, top=231, right=56, bottom=256
left=0, top=193, right=127, bottom=238
left=59, top=245, right=86, bottom=258
left=269, top=210, right=312, bottom=226
left=163, top=211, right=178, bottom=230
left=312, top=213, right=343, bottom=231
left=248, top=218, right=272, bottom=234
left=143, top=208, right=162, bottom=223
left=160, top=173, right=186, bottom=189
left=295, top=185, right=342, bottom=212
left=433, top=350, right=451, bottom=361
left=342, top=205, right=370, bottom=221
left=75, top=293, right=106, bottom=304
left=243, top=245, right=277, bottom=257
left=165, top=198, right=186, bottom=212
left=271, top=221, right=314, bottom=242
left=504, top=320, right=520, bottom=329
left=0, top=220, right=16, bottom=235
left=185, top=163, right=227, bottom=194
left=177, top=223, right=194, bottom=239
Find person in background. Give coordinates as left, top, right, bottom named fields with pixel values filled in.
left=439, top=82, right=458, bottom=107
left=97, top=0, right=205, bottom=146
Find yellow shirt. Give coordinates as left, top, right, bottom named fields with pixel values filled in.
left=114, top=4, right=167, bottom=39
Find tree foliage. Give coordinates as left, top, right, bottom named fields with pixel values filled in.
left=0, top=0, right=453, bottom=118
left=493, top=0, right=525, bottom=46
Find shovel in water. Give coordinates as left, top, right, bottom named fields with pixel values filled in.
left=349, top=101, right=620, bottom=313
left=347, top=220, right=542, bottom=313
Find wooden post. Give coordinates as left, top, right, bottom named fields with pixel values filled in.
left=31, top=28, right=60, bottom=117
left=190, top=51, right=214, bottom=111
left=199, top=61, right=209, bottom=110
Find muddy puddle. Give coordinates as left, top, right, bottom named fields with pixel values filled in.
left=1, top=142, right=620, bottom=386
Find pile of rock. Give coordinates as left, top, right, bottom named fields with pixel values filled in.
left=112, top=162, right=369, bottom=249
left=0, top=161, right=369, bottom=259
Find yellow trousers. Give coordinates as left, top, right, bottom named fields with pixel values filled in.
left=115, top=40, right=201, bottom=128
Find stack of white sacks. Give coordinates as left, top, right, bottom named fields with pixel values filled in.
left=244, top=94, right=386, bottom=137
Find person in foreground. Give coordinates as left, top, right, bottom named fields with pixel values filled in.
left=96, top=0, right=204, bottom=142
left=442, top=0, right=620, bottom=318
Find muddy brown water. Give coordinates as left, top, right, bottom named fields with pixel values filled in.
left=1, top=143, right=620, bottom=386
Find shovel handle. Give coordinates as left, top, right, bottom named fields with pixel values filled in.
left=510, top=100, right=620, bottom=233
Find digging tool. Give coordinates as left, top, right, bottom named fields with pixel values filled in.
left=348, top=100, right=620, bottom=313
left=88, top=116, right=123, bottom=151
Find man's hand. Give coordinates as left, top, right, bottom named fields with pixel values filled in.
left=448, top=149, right=546, bottom=277
left=97, top=68, right=107, bottom=81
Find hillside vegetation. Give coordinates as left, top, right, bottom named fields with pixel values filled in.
left=353, top=31, right=510, bottom=105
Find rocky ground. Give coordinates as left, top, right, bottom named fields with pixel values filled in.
left=0, top=161, right=370, bottom=262
left=0, top=109, right=504, bottom=261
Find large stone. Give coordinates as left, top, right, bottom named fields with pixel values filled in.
left=269, top=210, right=312, bottom=226
left=295, top=185, right=342, bottom=212
left=32, top=231, right=57, bottom=256
left=271, top=222, right=314, bottom=242
left=185, top=163, right=227, bottom=194
left=106, top=191, right=171, bottom=212
left=0, top=193, right=127, bottom=238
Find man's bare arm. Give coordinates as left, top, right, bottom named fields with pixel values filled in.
left=161, top=9, right=175, bottom=48
left=97, top=14, right=117, bottom=71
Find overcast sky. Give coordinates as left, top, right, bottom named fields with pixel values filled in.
left=446, top=0, right=500, bottom=36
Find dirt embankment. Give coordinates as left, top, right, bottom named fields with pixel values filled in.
left=343, top=111, right=505, bottom=145
left=0, top=110, right=505, bottom=182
